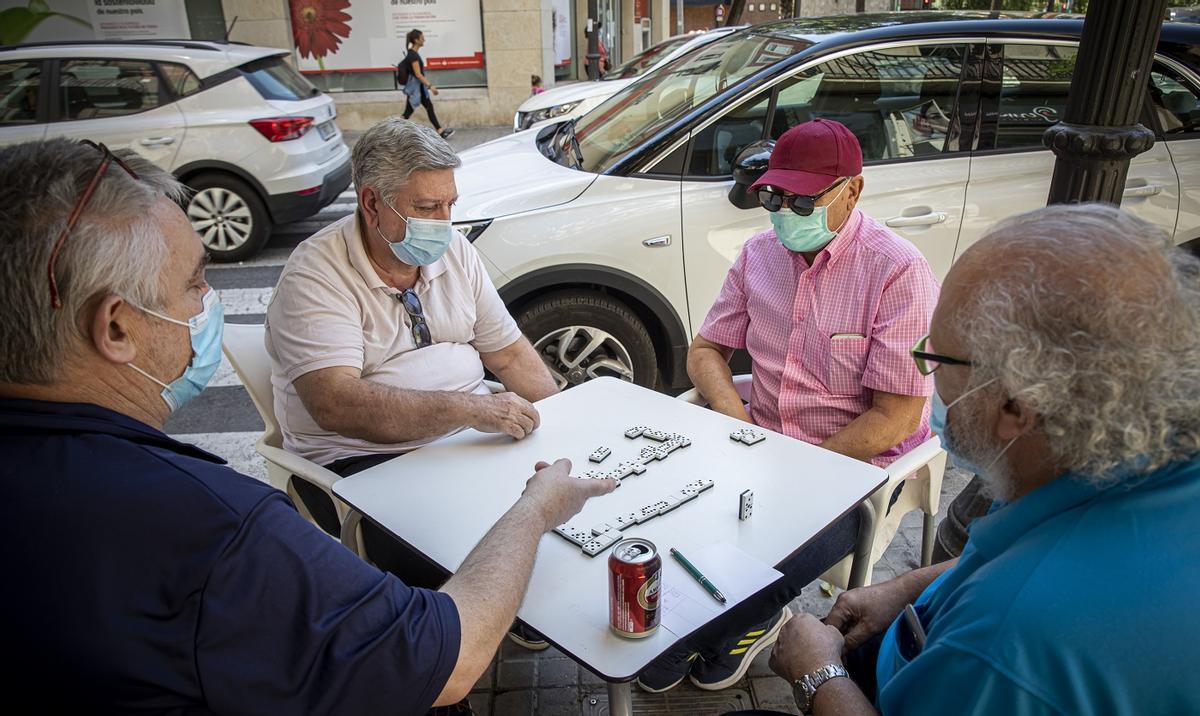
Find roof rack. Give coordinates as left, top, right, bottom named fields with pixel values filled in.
left=0, top=39, right=230, bottom=52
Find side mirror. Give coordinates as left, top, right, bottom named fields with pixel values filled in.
left=728, top=139, right=774, bottom=210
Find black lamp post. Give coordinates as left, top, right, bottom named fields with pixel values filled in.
left=586, top=0, right=601, bottom=81
left=1043, top=0, right=1169, bottom=205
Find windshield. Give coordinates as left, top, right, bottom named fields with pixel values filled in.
left=575, top=30, right=812, bottom=173
left=604, top=34, right=693, bottom=80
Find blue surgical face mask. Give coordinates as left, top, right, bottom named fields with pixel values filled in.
left=127, top=288, right=225, bottom=413
left=939, top=377, right=1018, bottom=479
left=770, top=181, right=849, bottom=253
left=377, top=196, right=454, bottom=266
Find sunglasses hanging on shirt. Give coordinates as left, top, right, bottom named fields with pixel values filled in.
left=396, top=289, right=432, bottom=349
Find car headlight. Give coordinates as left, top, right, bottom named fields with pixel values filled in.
left=521, top=101, right=582, bottom=129
left=453, top=219, right=493, bottom=242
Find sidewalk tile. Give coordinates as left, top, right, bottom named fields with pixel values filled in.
left=494, top=689, right=535, bottom=716
left=751, top=676, right=801, bottom=713
left=498, top=660, right=537, bottom=690
left=538, top=658, right=579, bottom=688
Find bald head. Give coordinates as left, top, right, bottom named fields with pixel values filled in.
left=932, top=203, right=1200, bottom=482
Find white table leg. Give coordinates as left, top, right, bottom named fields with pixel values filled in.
left=607, top=681, right=633, bottom=716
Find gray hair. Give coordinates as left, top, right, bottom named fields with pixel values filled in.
left=956, top=203, right=1200, bottom=482
left=351, top=117, right=460, bottom=201
left=0, top=138, right=185, bottom=385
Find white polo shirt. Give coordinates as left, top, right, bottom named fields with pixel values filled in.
left=265, top=213, right=523, bottom=466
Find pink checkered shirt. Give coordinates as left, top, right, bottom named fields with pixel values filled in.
left=699, top=210, right=939, bottom=467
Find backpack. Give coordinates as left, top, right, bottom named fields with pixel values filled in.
left=395, top=59, right=409, bottom=89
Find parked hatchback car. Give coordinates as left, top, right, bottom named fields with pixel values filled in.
left=513, top=27, right=742, bottom=132
left=0, top=40, right=352, bottom=262
left=453, top=12, right=1200, bottom=390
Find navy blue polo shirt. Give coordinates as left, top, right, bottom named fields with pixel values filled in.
left=0, top=398, right=460, bottom=712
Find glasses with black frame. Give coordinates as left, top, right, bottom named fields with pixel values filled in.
left=397, top=289, right=432, bottom=349
left=48, top=140, right=141, bottom=309
left=910, top=332, right=973, bottom=376
left=757, top=177, right=847, bottom=216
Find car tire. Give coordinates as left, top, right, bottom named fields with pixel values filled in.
left=516, top=290, right=659, bottom=389
left=184, top=173, right=271, bottom=262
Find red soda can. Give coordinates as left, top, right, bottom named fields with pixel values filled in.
left=609, top=538, right=661, bottom=638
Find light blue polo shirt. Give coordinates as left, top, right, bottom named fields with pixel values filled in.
left=875, top=457, right=1200, bottom=715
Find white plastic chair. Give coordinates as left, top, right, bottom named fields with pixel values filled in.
left=222, top=323, right=369, bottom=558
left=677, top=374, right=946, bottom=588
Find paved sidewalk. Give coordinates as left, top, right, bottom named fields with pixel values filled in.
left=467, top=466, right=972, bottom=715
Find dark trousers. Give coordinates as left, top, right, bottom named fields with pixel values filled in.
left=403, top=93, right=442, bottom=131
left=291, top=452, right=448, bottom=589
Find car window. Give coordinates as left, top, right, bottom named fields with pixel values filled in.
left=0, top=61, right=41, bottom=125
left=1148, top=64, right=1200, bottom=137
left=994, top=44, right=1076, bottom=151
left=768, top=43, right=968, bottom=162
left=688, top=90, right=771, bottom=176
left=240, top=56, right=316, bottom=101
left=158, top=62, right=201, bottom=98
left=575, top=30, right=813, bottom=174
left=58, top=59, right=161, bottom=121
left=606, top=34, right=693, bottom=80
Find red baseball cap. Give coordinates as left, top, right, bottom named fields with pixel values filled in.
left=749, top=119, right=863, bottom=195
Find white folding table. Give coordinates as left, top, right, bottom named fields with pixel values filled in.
left=333, top=377, right=886, bottom=715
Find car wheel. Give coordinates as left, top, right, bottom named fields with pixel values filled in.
left=184, top=173, right=271, bottom=262
left=516, top=290, right=659, bottom=389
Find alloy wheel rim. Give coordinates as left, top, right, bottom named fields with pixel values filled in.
left=188, top=187, right=253, bottom=252
left=532, top=325, right=636, bottom=388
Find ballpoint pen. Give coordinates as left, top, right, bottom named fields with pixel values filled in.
left=670, top=547, right=727, bottom=604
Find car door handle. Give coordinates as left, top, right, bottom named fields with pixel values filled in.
left=642, top=235, right=671, bottom=247
left=1123, top=183, right=1162, bottom=198
left=140, top=136, right=175, bottom=146
left=885, top=211, right=948, bottom=228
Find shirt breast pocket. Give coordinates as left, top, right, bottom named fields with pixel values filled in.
left=822, top=333, right=869, bottom=396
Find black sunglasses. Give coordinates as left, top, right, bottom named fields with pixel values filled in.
left=758, top=177, right=847, bottom=216
left=397, top=289, right=432, bottom=349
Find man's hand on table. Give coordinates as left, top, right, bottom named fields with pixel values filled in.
left=471, top=391, right=541, bottom=439
left=522, top=459, right=617, bottom=531
left=771, top=611, right=846, bottom=682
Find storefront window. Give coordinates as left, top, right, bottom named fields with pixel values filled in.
left=289, top=0, right=487, bottom=92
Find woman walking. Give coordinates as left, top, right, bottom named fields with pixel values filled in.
left=399, top=29, right=454, bottom=139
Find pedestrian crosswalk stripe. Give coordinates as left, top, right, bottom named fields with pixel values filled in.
left=168, top=430, right=268, bottom=484
left=217, top=287, right=273, bottom=316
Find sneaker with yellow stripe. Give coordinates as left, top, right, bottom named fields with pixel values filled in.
left=689, top=608, right=792, bottom=691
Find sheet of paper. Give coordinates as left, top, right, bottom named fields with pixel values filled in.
left=659, top=541, right=783, bottom=639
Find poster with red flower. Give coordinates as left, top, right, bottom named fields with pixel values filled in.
left=289, top=0, right=353, bottom=70
left=290, top=0, right=483, bottom=75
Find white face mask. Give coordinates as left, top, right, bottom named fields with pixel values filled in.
left=940, top=377, right=1020, bottom=499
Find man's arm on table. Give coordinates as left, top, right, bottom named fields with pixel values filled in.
left=481, top=337, right=559, bottom=403
left=294, top=366, right=541, bottom=443
left=819, top=390, right=926, bottom=463
left=436, top=460, right=616, bottom=705
left=687, top=335, right=752, bottom=423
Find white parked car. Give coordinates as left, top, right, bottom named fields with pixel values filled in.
left=0, top=40, right=351, bottom=262
left=455, top=13, right=1200, bottom=390
left=513, top=27, right=742, bottom=132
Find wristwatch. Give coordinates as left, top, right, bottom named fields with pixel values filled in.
left=792, top=663, right=850, bottom=714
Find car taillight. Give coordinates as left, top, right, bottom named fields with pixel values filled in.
left=249, top=116, right=313, bottom=142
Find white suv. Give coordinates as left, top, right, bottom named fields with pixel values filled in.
left=0, top=40, right=351, bottom=262
left=454, top=14, right=1200, bottom=391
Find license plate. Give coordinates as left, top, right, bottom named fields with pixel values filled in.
left=317, top=120, right=337, bottom=140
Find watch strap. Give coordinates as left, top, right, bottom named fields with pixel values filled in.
left=794, top=663, right=850, bottom=714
